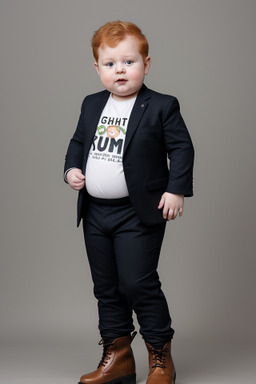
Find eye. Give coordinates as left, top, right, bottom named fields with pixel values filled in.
left=106, top=62, right=114, bottom=68
left=125, top=60, right=133, bottom=65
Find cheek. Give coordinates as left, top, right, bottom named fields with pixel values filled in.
left=129, top=68, right=145, bottom=83
left=99, top=70, right=112, bottom=84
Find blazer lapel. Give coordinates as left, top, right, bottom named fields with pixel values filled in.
left=84, top=90, right=110, bottom=154
left=82, top=90, right=109, bottom=173
left=124, top=84, right=151, bottom=154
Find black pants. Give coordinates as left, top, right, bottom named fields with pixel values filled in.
left=82, top=196, right=174, bottom=347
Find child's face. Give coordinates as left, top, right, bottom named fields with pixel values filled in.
left=94, top=35, right=150, bottom=101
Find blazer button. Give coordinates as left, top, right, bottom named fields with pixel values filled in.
left=141, top=104, right=144, bottom=108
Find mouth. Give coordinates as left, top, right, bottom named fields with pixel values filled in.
left=116, top=78, right=127, bottom=84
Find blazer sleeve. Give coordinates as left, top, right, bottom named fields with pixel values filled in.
left=162, top=97, right=194, bottom=196
left=64, top=98, right=86, bottom=176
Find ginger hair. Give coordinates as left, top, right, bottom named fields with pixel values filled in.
left=92, top=21, right=149, bottom=62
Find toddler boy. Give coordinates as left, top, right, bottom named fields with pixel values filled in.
left=64, top=21, right=194, bottom=384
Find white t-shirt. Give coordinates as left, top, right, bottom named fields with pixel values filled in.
left=85, top=94, right=136, bottom=198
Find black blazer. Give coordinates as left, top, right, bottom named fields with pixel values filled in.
left=64, top=84, right=194, bottom=226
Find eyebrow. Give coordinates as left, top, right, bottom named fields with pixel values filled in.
left=102, top=55, right=137, bottom=61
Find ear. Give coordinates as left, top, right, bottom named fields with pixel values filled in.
left=144, top=56, right=151, bottom=75
left=94, top=62, right=100, bottom=75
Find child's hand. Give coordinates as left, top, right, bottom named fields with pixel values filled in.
left=66, top=168, right=85, bottom=191
left=158, top=192, right=184, bottom=220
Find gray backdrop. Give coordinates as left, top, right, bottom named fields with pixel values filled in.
left=1, top=0, right=256, bottom=383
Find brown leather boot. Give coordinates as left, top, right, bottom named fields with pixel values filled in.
left=79, top=332, right=137, bottom=384
left=145, top=341, right=176, bottom=384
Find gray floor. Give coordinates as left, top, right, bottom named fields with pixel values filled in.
left=1, top=336, right=255, bottom=384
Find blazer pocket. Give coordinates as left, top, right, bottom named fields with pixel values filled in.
left=147, top=177, right=168, bottom=191
left=140, top=124, right=162, bottom=135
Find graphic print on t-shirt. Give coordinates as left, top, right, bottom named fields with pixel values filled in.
left=91, top=115, right=128, bottom=163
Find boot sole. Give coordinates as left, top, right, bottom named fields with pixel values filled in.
left=78, top=373, right=136, bottom=384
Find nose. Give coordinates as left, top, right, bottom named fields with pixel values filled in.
left=116, top=65, right=125, bottom=74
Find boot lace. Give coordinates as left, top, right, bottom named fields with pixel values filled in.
left=97, top=340, right=114, bottom=368
left=149, top=347, right=168, bottom=369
